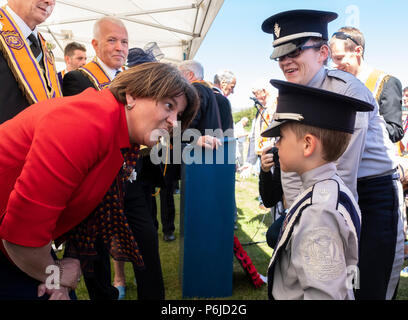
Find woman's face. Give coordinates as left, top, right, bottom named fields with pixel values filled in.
left=125, top=93, right=187, bottom=147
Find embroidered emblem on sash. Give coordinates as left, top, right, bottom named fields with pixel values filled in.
left=2, top=30, right=23, bottom=49
left=0, top=7, right=62, bottom=103
left=99, top=82, right=111, bottom=90
left=45, top=48, right=54, bottom=65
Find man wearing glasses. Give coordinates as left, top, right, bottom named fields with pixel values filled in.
left=330, top=27, right=404, bottom=143
left=260, top=9, right=403, bottom=300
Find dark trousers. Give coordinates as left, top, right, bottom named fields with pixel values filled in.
left=0, top=250, right=77, bottom=300
left=148, top=180, right=176, bottom=235
left=84, top=180, right=164, bottom=300
left=83, top=237, right=119, bottom=300
left=158, top=181, right=176, bottom=235
left=355, top=172, right=400, bottom=300
left=126, top=181, right=165, bottom=299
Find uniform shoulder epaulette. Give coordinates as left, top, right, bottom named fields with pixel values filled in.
left=311, top=179, right=340, bottom=208
left=327, top=69, right=355, bottom=84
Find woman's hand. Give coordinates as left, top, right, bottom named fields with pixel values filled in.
left=37, top=283, right=71, bottom=300
left=60, top=258, right=82, bottom=290
left=196, top=135, right=222, bottom=150
left=2, top=240, right=81, bottom=291
left=261, top=145, right=275, bottom=172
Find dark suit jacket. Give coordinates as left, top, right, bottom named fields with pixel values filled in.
left=190, top=82, right=222, bottom=135
left=0, top=51, right=31, bottom=124
left=378, top=76, right=404, bottom=142
left=212, top=89, right=234, bottom=132
left=62, top=69, right=96, bottom=96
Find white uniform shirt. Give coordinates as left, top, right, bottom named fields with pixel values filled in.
left=271, top=163, right=360, bottom=300
left=281, top=67, right=396, bottom=207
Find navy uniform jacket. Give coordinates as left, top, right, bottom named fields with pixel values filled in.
left=268, top=163, right=360, bottom=300
left=259, top=166, right=282, bottom=208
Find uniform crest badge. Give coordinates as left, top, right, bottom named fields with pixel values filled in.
left=2, top=30, right=24, bottom=50
left=274, top=23, right=281, bottom=38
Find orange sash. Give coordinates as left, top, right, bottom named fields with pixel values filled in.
left=255, top=102, right=276, bottom=155
left=0, top=7, right=61, bottom=104
left=365, top=69, right=389, bottom=102
left=78, top=59, right=112, bottom=91
left=364, top=69, right=401, bottom=154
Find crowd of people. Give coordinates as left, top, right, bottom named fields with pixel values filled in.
left=0, top=0, right=406, bottom=301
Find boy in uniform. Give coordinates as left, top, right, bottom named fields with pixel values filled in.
left=262, top=79, right=373, bottom=299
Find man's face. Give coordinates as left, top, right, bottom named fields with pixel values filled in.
left=278, top=40, right=326, bottom=85
left=330, top=39, right=359, bottom=76
left=253, top=89, right=268, bottom=106
left=92, top=21, right=129, bottom=70
left=9, top=0, right=55, bottom=29
left=178, top=68, right=195, bottom=83
left=221, top=78, right=236, bottom=97
left=403, top=90, right=408, bottom=106
left=65, top=49, right=87, bottom=71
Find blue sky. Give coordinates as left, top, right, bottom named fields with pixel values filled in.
left=195, top=0, right=408, bottom=111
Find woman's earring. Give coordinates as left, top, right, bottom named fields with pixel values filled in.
left=126, top=104, right=134, bottom=110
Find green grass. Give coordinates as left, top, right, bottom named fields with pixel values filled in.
left=72, top=173, right=408, bottom=300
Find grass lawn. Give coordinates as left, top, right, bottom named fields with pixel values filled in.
left=73, top=173, right=408, bottom=300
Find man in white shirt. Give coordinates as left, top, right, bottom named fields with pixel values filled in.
left=62, top=16, right=128, bottom=95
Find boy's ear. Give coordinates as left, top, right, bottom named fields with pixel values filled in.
left=303, top=134, right=317, bottom=157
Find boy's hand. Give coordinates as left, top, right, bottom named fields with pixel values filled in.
left=261, top=145, right=275, bottom=172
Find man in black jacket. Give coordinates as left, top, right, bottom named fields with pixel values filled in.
left=0, top=0, right=59, bottom=124
left=178, top=60, right=222, bottom=136
left=213, top=70, right=236, bottom=134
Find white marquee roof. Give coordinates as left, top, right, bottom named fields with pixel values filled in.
left=0, top=0, right=224, bottom=70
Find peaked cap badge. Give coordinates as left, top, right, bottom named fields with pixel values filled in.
left=274, top=23, right=281, bottom=38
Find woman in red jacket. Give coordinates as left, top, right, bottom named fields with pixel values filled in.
left=0, top=62, right=199, bottom=300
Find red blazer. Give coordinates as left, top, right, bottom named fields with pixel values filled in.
left=0, top=88, right=130, bottom=252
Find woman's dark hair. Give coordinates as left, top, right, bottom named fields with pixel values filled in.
left=110, top=62, right=199, bottom=130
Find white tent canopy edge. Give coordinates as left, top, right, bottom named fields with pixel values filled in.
left=0, top=0, right=224, bottom=71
